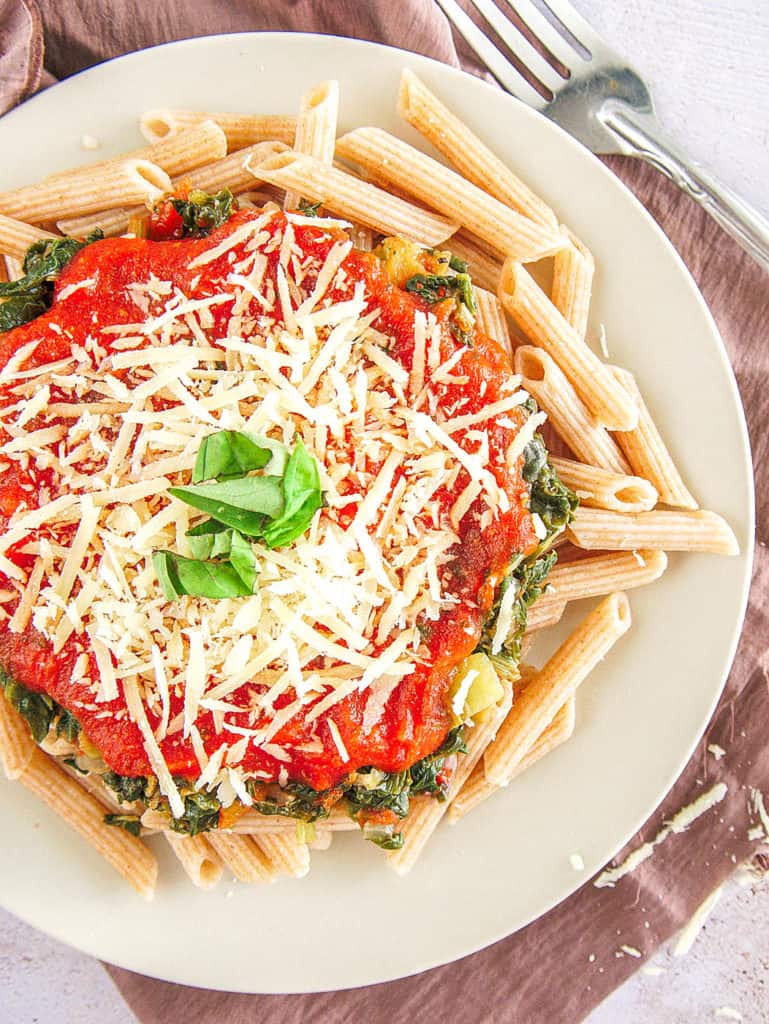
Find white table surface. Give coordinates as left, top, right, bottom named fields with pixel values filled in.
left=1, top=3, right=768, bottom=1022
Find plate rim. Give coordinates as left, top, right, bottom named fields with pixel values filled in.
left=0, top=29, right=755, bottom=994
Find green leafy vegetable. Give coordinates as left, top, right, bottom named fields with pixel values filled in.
left=0, top=231, right=103, bottom=333
left=0, top=677, right=55, bottom=742
left=104, top=813, right=142, bottom=837
left=192, top=430, right=272, bottom=483
left=361, top=822, right=404, bottom=850
left=56, top=708, right=81, bottom=743
left=101, top=771, right=150, bottom=804
left=170, top=189, right=235, bottom=237
left=169, top=790, right=222, bottom=836
left=523, top=434, right=579, bottom=532
left=169, top=476, right=284, bottom=535
left=152, top=549, right=255, bottom=600
left=261, top=438, right=323, bottom=549
left=405, top=272, right=475, bottom=313
left=297, top=199, right=322, bottom=216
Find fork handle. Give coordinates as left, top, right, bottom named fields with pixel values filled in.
left=602, top=108, right=769, bottom=274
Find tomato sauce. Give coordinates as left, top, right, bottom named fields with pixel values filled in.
left=0, top=210, right=539, bottom=791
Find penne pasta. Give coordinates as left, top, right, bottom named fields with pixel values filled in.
left=335, top=127, right=564, bottom=262
left=248, top=150, right=458, bottom=247
left=255, top=831, right=311, bottom=879
left=474, top=287, right=512, bottom=357
left=385, top=679, right=514, bottom=876
left=397, top=69, right=557, bottom=229
left=0, top=160, right=172, bottom=224
left=164, top=832, right=224, bottom=890
left=551, top=229, right=594, bottom=338
left=140, top=109, right=298, bottom=150
left=50, top=121, right=228, bottom=185
left=284, top=80, right=339, bottom=211
left=18, top=748, right=158, bottom=898
left=206, top=832, right=276, bottom=884
left=0, top=690, right=36, bottom=780
left=549, top=455, right=658, bottom=513
left=0, top=214, right=56, bottom=261
left=225, top=808, right=356, bottom=834
left=484, top=593, right=631, bottom=786
left=568, top=508, right=739, bottom=555
left=611, top=366, right=699, bottom=510
left=514, top=346, right=630, bottom=473
left=523, top=597, right=567, bottom=633
left=534, top=550, right=667, bottom=618
left=57, top=141, right=288, bottom=238
left=445, top=232, right=503, bottom=293
left=500, top=260, right=638, bottom=431
left=448, top=696, right=576, bottom=823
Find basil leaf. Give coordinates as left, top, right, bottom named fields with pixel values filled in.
left=262, top=438, right=322, bottom=548
left=185, top=518, right=228, bottom=559
left=169, top=476, right=284, bottom=536
left=192, top=430, right=272, bottom=483
left=153, top=550, right=254, bottom=599
left=228, top=530, right=258, bottom=591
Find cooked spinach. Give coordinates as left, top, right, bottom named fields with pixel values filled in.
left=55, top=708, right=81, bottom=743
left=101, top=771, right=150, bottom=805
left=297, top=199, right=322, bottom=216
left=170, top=189, right=235, bottom=236
left=104, top=813, right=142, bottom=837
left=0, top=673, right=55, bottom=743
left=523, top=434, right=579, bottom=533
left=0, top=231, right=103, bottom=333
left=248, top=780, right=334, bottom=823
left=405, top=272, right=476, bottom=316
left=168, top=790, right=222, bottom=836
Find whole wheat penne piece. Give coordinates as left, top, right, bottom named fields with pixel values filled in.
left=18, top=748, right=157, bottom=898
left=449, top=696, right=576, bottom=822
left=568, top=508, right=739, bottom=555
left=0, top=691, right=35, bottom=780
left=140, top=109, right=298, bottom=149
left=514, top=346, right=629, bottom=473
left=58, top=141, right=288, bottom=238
left=335, top=128, right=563, bottom=262
left=284, top=81, right=339, bottom=211
left=51, top=121, right=228, bottom=184
left=0, top=214, right=56, bottom=260
left=474, top=287, right=512, bottom=357
left=207, top=832, right=276, bottom=883
left=255, top=831, right=311, bottom=879
left=164, top=833, right=224, bottom=890
left=0, top=160, right=172, bottom=224
left=534, top=550, right=667, bottom=620
left=500, top=260, right=637, bottom=431
left=485, top=593, right=631, bottom=786
left=549, top=456, right=657, bottom=513
left=445, top=232, right=502, bottom=293
left=551, top=230, right=594, bottom=338
left=524, top=597, right=567, bottom=633
left=249, top=151, right=457, bottom=247
left=385, top=678, right=513, bottom=876
left=397, top=69, right=557, bottom=229
left=611, top=366, right=698, bottom=510
left=225, top=807, right=356, bottom=834
left=57, top=762, right=141, bottom=815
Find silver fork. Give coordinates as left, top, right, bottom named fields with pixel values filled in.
left=435, top=0, right=769, bottom=272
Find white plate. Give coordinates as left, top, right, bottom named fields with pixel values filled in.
left=0, top=32, right=753, bottom=994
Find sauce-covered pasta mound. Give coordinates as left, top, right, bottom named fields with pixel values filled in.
left=0, top=205, right=570, bottom=837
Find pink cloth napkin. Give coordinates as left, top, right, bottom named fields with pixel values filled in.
left=1, top=3, right=767, bottom=1021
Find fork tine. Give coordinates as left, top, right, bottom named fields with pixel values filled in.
left=505, top=0, right=586, bottom=69
left=468, top=0, right=565, bottom=93
left=540, top=0, right=612, bottom=58
left=434, top=0, right=549, bottom=110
